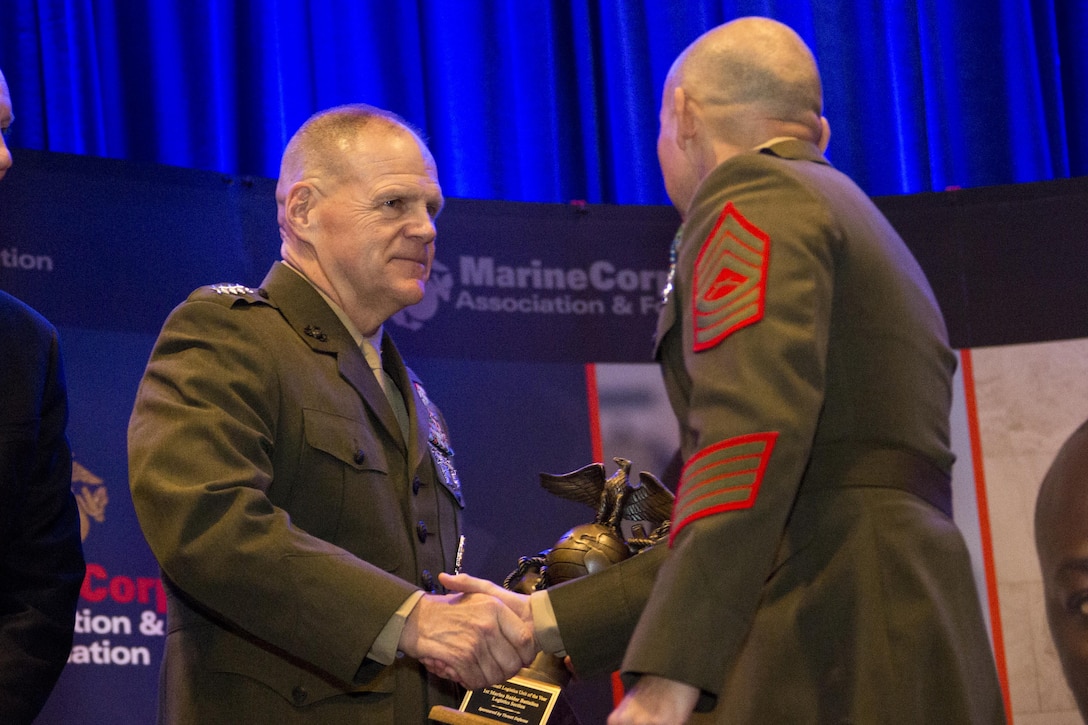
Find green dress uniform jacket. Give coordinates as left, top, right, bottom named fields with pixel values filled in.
left=549, top=140, right=1006, bottom=723
left=128, top=262, right=463, bottom=724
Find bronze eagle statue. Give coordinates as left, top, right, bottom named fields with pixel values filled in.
left=538, top=457, right=675, bottom=536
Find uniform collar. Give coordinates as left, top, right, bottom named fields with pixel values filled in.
left=278, top=261, right=385, bottom=353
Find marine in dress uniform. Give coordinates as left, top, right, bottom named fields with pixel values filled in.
left=128, top=105, right=532, bottom=724
left=547, top=18, right=1007, bottom=725
left=128, top=266, right=464, bottom=723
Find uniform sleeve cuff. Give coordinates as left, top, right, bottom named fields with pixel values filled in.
left=369, top=590, right=426, bottom=665
left=530, top=590, right=567, bottom=658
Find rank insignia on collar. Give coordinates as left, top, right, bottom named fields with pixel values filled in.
left=210, top=283, right=257, bottom=296
left=413, top=381, right=464, bottom=507
left=693, top=202, right=769, bottom=351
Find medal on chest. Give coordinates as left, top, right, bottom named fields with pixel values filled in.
left=412, top=380, right=464, bottom=507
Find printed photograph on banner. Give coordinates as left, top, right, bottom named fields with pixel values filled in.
left=595, top=363, right=679, bottom=487
left=593, top=347, right=1088, bottom=723
left=968, top=336, right=1088, bottom=723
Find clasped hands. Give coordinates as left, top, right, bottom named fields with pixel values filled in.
left=401, top=572, right=699, bottom=724
left=397, top=572, right=534, bottom=690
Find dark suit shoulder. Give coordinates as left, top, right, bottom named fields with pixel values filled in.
left=0, top=290, right=56, bottom=341
left=0, top=292, right=60, bottom=383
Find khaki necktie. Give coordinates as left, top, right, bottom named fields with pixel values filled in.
left=362, top=340, right=410, bottom=439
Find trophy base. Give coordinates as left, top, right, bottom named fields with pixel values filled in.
left=429, top=699, right=582, bottom=725
left=431, top=674, right=577, bottom=724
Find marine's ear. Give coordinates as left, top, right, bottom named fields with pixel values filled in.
left=817, top=116, right=831, bottom=153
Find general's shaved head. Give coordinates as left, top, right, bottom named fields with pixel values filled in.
left=275, top=104, right=431, bottom=222
left=272, top=102, right=443, bottom=336
left=668, top=16, right=824, bottom=147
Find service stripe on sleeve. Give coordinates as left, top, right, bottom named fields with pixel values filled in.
left=693, top=202, right=770, bottom=351
left=670, top=432, right=778, bottom=544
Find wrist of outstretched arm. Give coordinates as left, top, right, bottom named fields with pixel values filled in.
left=376, top=590, right=426, bottom=664
left=529, top=590, right=566, bottom=657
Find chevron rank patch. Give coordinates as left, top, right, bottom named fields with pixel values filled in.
left=692, top=202, right=770, bottom=351
left=670, top=431, right=778, bottom=544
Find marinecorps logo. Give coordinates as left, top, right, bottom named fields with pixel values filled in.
left=390, top=255, right=669, bottom=331
left=392, top=260, right=455, bottom=330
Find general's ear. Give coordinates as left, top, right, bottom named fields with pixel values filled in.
left=285, top=183, right=315, bottom=230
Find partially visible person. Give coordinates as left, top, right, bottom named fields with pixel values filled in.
left=0, top=67, right=86, bottom=725
left=448, top=16, right=1005, bottom=725
left=1035, top=417, right=1088, bottom=720
left=128, top=104, right=535, bottom=724
left=0, top=70, right=10, bottom=181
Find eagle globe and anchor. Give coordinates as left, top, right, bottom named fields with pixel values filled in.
left=429, top=458, right=674, bottom=725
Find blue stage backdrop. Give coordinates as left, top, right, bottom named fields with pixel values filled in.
left=1, top=1, right=1086, bottom=205
left=2, top=150, right=1088, bottom=722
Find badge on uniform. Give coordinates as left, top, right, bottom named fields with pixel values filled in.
left=672, top=431, right=778, bottom=543
left=209, top=283, right=258, bottom=296
left=412, top=381, right=464, bottom=507
left=693, top=202, right=769, bottom=351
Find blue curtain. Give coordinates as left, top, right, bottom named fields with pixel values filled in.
left=1, top=0, right=1084, bottom=204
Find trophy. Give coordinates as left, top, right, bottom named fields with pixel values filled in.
left=429, top=458, right=673, bottom=725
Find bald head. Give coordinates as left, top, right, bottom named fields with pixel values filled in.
left=668, top=17, right=824, bottom=148
left=1035, top=418, right=1088, bottom=718
left=656, top=18, right=829, bottom=213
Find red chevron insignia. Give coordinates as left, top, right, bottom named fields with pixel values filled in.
left=669, top=431, right=778, bottom=545
left=692, top=202, right=769, bottom=351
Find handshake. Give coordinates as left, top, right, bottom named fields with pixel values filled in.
left=397, top=458, right=673, bottom=691
left=399, top=571, right=538, bottom=690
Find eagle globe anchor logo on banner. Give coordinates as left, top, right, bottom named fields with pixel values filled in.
left=391, top=260, right=454, bottom=331
left=429, top=458, right=674, bottom=725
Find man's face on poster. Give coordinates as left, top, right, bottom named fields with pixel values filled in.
left=1037, top=426, right=1088, bottom=718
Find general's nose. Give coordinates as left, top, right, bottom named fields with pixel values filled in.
left=406, top=209, right=437, bottom=242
